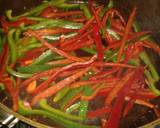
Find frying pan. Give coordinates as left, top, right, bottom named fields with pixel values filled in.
left=0, top=0, right=160, bottom=127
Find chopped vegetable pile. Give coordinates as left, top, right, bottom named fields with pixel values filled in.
left=0, top=0, right=160, bottom=128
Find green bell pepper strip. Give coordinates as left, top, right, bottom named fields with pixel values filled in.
left=7, top=29, right=17, bottom=64
left=17, top=64, right=54, bottom=74
left=0, top=83, right=5, bottom=91
left=66, top=102, right=81, bottom=114
left=123, top=50, right=160, bottom=95
left=60, top=87, right=84, bottom=109
left=15, top=29, right=21, bottom=42
left=56, top=3, right=80, bottom=9
left=127, top=58, right=141, bottom=66
left=39, top=99, right=84, bottom=121
left=81, top=44, right=98, bottom=54
left=27, top=16, right=52, bottom=21
left=133, top=20, right=159, bottom=82
left=79, top=86, right=93, bottom=118
left=133, top=21, right=141, bottom=33
left=43, top=32, right=77, bottom=42
left=54, top=86, right=70, bottom=102
left=30, top=49, right=62, bottom=65
left=23, top=19, right=83, bottom=30
left=106, top=28, right=120, bottom=40
left=99, top=0, right=114, bottom=17
left=17, top=43, right=42, bottom=58
left=81, top=45, right=119, bottom=62
left=0, top=28, right=3, bottom=33
left=80, top=4, right=92, bottom=19
left=144, top=70, right=160, bottom=95
left=16, top=36, right=37, bottom=46
left=6, top=0, right=65, bottom=21
left=140, top=51, right=159, bottom=81
left=18, top=42, right=41, bottom=51
left=133, top=20, right=152, bottom=41
left=0, top=35, right=4, bottom=54
left=18, top=100, right=99, bottom=128
left=7, top=67, right=32, bottom=78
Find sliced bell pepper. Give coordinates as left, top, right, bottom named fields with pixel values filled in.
left=0, top=43, right=9, bottom=78
left=66, top=102, right=81, bottom=114
left=60, top=87, right=84, bottom=109
left=18, top=100, right=99, bottom=128
left=24, top=18, right=83, bottom=30
left=80, top=4, right=92, bottom=20
left=31, top=67, right=91, bottom=105
left=6, top=0, right=65, bottom=21
left=39, top=99, right=84, bottom=121
left=7, top=29, right=17, bottom=64
left=92, top=24, right=104, bottom=62
left=117, top=7, right=136, bottom=62
left=79, top=86, right=93, bottom=119
left=17, top=64, right=54, bottom=74
left=54, top=86, right=70, bottom=102
left=106, top=68, right=144, bottom=128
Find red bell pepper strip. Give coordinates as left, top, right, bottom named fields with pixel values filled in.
left=64, top=92, right=82, bottom=110
left=102, top=9, right=126, bottom=28
left=105, top=30, right=148, bottom=51
left=21, top=68, right=60, bottom=88
left=89, top=68, right=118, bottom=80
left=31, top=67, right=91, bottom=105
left=32, top=28, right=78, bottom=36
left=105, top=69, right=133, bottom=105
left=24, top=30, right=85, bottom=62
left=17, top=47, right=47, bottom=64
left=87, top=106, right=110, bottom=118
left=110, top=18, right=125, bottom=32
left=0, top=16, right=36, bottom=31
left=70, top=78, right=116, bottom=89
left=105, top=32, right=114, bottom=44
left=123, top=93, right=139, bottom=117
left=0, top=43, right=9, bottom=78
left=64, top=18, right=86, bottom=23
left=0, top=16, right=9, bottom=32
left=26, top=55, right=97, bottom=96
left=127, top=31, right=150, bottom=41
left=123, top=91, right=155, bottom=117
left=117, top=7, right=136, bottom=62
left=61, top=36, right=89, bottom=50
left=40, top=6, right=58, bottom=17
left=78, top=6, right=103, bottom=34
left=81, top=84, right=106, bottom=101
left=92, top=24, right=104, bottom=62
left=60, top=28, right=93, bottom=48
left=62, top=38, right=94, bottom=52
left=41, top=10, right=83, bottom=18
left=22, top=68, right=87, bottom=90
left=14, top=78, right=21, bottom=111
left=105, top=41, right=122, bottom=51
left=134, top=99, right=155, bottom=108
left=92, top=61, right=136, bottom=68
left=0, top=77, right=20, bottom=111
left=142, top=40, right=160, bottom=55
left=105, top=68, right=144, bottom=128
left=88, top=0, right=103, bottom=28
left=129, top=91, right=156, bottom=99
left=7, top=17, right=36, bottom=27
left=97, top=87, right=113, bottom=97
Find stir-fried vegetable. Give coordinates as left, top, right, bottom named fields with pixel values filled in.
left=0, top=0, right=160, bottom=128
